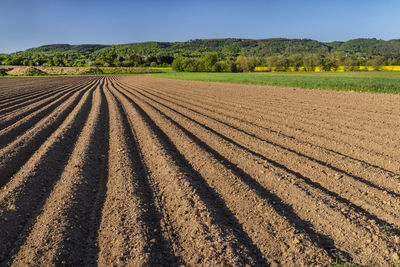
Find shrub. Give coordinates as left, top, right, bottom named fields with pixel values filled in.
left=204, top=52, right=218, bottom=71
left=236, top=56, right=258, bottom=72
left=0, top=68, right=7, bottom=76
left=184, top=58, right=205, bottom=72
left=230, top=62, right=238, bottom=72
left=172, top=57, right=186, bottom=72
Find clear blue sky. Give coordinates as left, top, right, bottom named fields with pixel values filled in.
left=1, top=0, right=399, bottom=53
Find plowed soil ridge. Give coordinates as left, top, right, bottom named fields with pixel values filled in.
left=0, top=77, right=95, bottom=125
left=0, top=78, right=96, bottom=148
left=121, top=79, right=400, bottom=171
left=0, top=77, right=90, bottom=100
left=0, top=75, right=399, bottom=266
left=121, top=81, right=400, bottom=190
left=0, top=79, right=101, bottom=187
left=117, top=81, right=400, bottom=225
left=0, top=77, right=93, bottom=115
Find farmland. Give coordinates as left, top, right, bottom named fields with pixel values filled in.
left=0, top=75, right=400, bottom=266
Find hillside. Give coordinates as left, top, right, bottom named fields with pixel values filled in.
left=13, top=38, right=400, bottom=58
left=92, top=38, right=330, bottom=58
left=21, top=44, right=108, bottom=56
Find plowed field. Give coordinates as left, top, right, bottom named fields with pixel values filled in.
left=1, top=75, right=400, bottom=266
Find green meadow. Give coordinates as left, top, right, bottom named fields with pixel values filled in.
left=149, top=71, right=400, bottom=94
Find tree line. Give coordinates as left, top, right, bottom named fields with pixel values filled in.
left=0, top=52, right=174, bottom=68
left=2, top=51, right=400, bottom=72
left=171, top=52, right=400, bottom=72
left=4, top=38, right=400, bottom=70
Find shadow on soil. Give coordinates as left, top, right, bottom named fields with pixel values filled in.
left=134, top=84, right=400, bottom=242
left=123, top=84, right=355, bottom=262
left=107, top=86, right=181, bottom=266
left=112, top=83, right=268, bottom=265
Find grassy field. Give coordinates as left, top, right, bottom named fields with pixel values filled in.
left=149, top=71, right=400, bottom=94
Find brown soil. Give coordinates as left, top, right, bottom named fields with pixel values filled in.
left=0, top=75, right=399, bottom=266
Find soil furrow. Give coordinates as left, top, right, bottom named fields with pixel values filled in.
left=0, top=79, right=80, bottom=109
left=125, top=77, right=400, bottom=137
left=129, top=82, right=400, bottom=190
left=128, top=83, right=400, bottom=219
left=110, top=81, right=265, bottom=266
left=122, top=79, right=400, bottom=173
left=0, top=82, right=92, bottom=148
left=117, top=80, right=399, bottom=265
left=0, top=77, right=88, bottom=102
left=97, top=79, right=178, bottom=266
left=124, top=78, right=400, bottom=156
left=0, top=87, right=59, bottom=107
left=0, top=79, right=96, bottom=264
left=0, top=77, right=95, bottom=130
left=112, top=81, right=334, bottom=266
left=136, top=85, right=400, bottom=231
left=0, top=78, right=100, bottom=187
left=10, top=78, right=109, bottom=266
left=0, top=77, right=92, bottom=116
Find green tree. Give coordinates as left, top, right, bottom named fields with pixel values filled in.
left=287, top=54, right=303, bottom=70
left=53, top=57, right=64, bottom=66
left=183, top=58, right=205, bottom=72
left=235, top=56, right=258, bottom=72
left=171, top=57, right=186, bottom=71
left=367, top=55, right=387, bottom=70
left=204, top=52, right=218, bottom=71
left=324, top=54, right=339, bottom=71
left=73, top=59, right=86, bottom=67
left=303, top=54, right=323, bottom=71
left=230, top=61, right=238, bottom=72
left=46, top=58, right=53, bottom=66
left=121, top=60, right=135, bottom=67
left=266, top=55, right=289, bottom=71
left=129, top=54, right=143, bottom=65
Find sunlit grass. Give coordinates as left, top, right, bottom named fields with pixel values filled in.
left=149, top=71, right=400, bottom=94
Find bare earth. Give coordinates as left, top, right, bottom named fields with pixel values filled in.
left=0, top=75, right=399, bottom=266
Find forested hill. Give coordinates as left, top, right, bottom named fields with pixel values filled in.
left=21, top=44, right=108, bottom=56
left=14, top=38, right=400, bottom=58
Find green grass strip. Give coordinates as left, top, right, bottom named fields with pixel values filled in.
left=149, top=72, right=400, bottom=94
